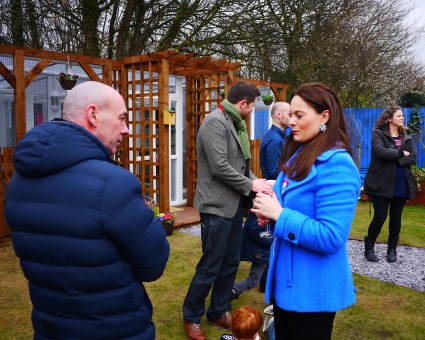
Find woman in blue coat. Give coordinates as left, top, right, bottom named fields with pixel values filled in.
left=252, top=83, right=360, bottom=339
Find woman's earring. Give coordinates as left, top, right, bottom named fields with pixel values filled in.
left=320, top=123, right=327, bottom=132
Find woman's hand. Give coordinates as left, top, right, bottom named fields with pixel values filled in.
left=251, top=192, right=283, bottom=222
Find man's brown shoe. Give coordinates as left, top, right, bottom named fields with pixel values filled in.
left=207, top=311, right=231, bottom=329
left=183, top=320, right=207, bottom=340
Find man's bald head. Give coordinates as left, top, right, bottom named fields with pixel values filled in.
left=271, top=102, right=291, bottom=130
left=62, top=81, right=128, bottom=155
left=62, top=81, right=120, bottom=123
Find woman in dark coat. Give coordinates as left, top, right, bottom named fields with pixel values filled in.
left=363, top=106, right=417, bottom=262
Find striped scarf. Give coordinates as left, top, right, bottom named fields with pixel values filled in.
left=222, top=99, right=251, bottom=160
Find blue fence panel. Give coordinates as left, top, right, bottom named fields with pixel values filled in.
left=252, top=107, right=424, bottom=184
left=254, top=108, right=270, bottom=139
left=344, top=107, right=425, bottom=184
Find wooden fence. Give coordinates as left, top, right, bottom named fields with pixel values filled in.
left=0, top=147, right=14, bottom=237
left=250, top=139, right=263, bottom=178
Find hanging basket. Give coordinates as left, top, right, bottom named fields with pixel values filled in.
left=59, top=79, right=77, bottom=90
left=263, top=98, right=274, bottom=106
left=161, top=221, right=174, bottom=236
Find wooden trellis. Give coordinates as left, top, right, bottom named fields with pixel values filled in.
left=0, top=44, right=290, bottom=238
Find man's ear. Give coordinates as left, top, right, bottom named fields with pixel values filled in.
left=235, top=99, right=246, bottom=111
left=86, top=104, right=98, bottom=127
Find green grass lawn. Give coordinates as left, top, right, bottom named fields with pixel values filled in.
left=1, top=203, right=424, bottom=339
left=351, top=202, right=425, bottom=247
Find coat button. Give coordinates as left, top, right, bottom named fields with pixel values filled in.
left=288, top=233, right=295, bottom=240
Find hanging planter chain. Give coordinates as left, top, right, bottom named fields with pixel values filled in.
left=58, top=55, right=78, bottom=90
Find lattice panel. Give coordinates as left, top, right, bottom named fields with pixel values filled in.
left=124, top=62, right=161, bottom=204
left=186, top=74, right=225, bottom=205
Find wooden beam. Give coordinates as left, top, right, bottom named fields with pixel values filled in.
left=168, top=53, right=196, bottom=64
left=147, top=50, right=178, bottom=60
left=14, top=50, right=26, bottom=143
left=184, top=56, right=212, bottom=66
left=171, top=68, right=226, bottom=77
left=0, top=44, right=122, bottom=68
left=25, top=58, right=52, bottom=88
left=223, top=61, right=242, bottom=70
left=79, top=62, right=102, bottom=82
left=211, top=58, right=229, bottom=67
left=271, top=86, right=290, bottom=102
left=0, top=61, right=16, bottom=88
left=123, top=50, right=240, bottom=75
left=121, top=49, right=178, bottom=65
left=234, top=76, right=291, bottom=90
left=180, top=58, right=241, bottom=73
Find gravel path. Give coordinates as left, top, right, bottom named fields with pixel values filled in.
left=179, top=225, right=425, bottom=292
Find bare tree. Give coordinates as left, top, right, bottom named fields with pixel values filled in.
left=0, top=0, right=424, bottom=107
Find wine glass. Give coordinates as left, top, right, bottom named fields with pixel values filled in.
left=259, top=180, right=276, bottom=239
left=259, top=222, right=274, bottom=239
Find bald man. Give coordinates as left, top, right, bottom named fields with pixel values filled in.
left=6, top=81, right=170, bottom=339
left=260, top=102, right=291, bottom=180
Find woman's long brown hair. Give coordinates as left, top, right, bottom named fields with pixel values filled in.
left=280, top=83, right=353, bottom=181
left=375, top=105, right=405, bottom=137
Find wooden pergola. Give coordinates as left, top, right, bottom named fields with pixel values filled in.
left=0, top=44, right=290, bottom=237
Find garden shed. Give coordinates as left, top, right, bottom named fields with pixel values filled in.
left=0, top=44, right=290, bottom=238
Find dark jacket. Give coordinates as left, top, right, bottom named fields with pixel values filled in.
left=240, top=212, right=272, bottom=265
left=5, top=120, right=170, bottom=339
left=260, top=125, right=287, bottom=180
left=364, top=126, right=417, bottom=200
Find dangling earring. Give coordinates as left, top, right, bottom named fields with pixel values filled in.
left=320, top=123, right=327, bottom=132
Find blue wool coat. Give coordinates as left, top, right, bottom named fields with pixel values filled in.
left=5, top=120, right=170, bottom=339
left=265, top=148, right=360, bottom=312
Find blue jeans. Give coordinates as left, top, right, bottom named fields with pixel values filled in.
left=233, top=262, right=266, bottom=295
left=183, top=202, right=244, bottom=323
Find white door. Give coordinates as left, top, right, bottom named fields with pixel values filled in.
left=169, top=76, right=186, bottom=205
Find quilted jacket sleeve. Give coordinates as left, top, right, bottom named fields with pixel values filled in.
left=101, top=167, right=170, bottom=282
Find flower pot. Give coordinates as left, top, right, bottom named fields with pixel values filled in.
left=59, top=79, right=77, bottom=90
left=161, top=221, right=174, bottom=236
left=263, top=99, right=273, bottom=106
left=406, top=182, right=425, bottom=206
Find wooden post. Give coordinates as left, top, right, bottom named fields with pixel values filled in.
left=14, top=50, right=26, bottom=143
left=159, top=58, right=170, bottom=213
left=185, top=76, right=194, bottom=206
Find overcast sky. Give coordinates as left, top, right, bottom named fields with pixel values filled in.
left=404, top=0, right=425, bottom=65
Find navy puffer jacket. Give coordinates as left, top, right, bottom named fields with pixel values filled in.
left=5, top=120, right=170, bottom=339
